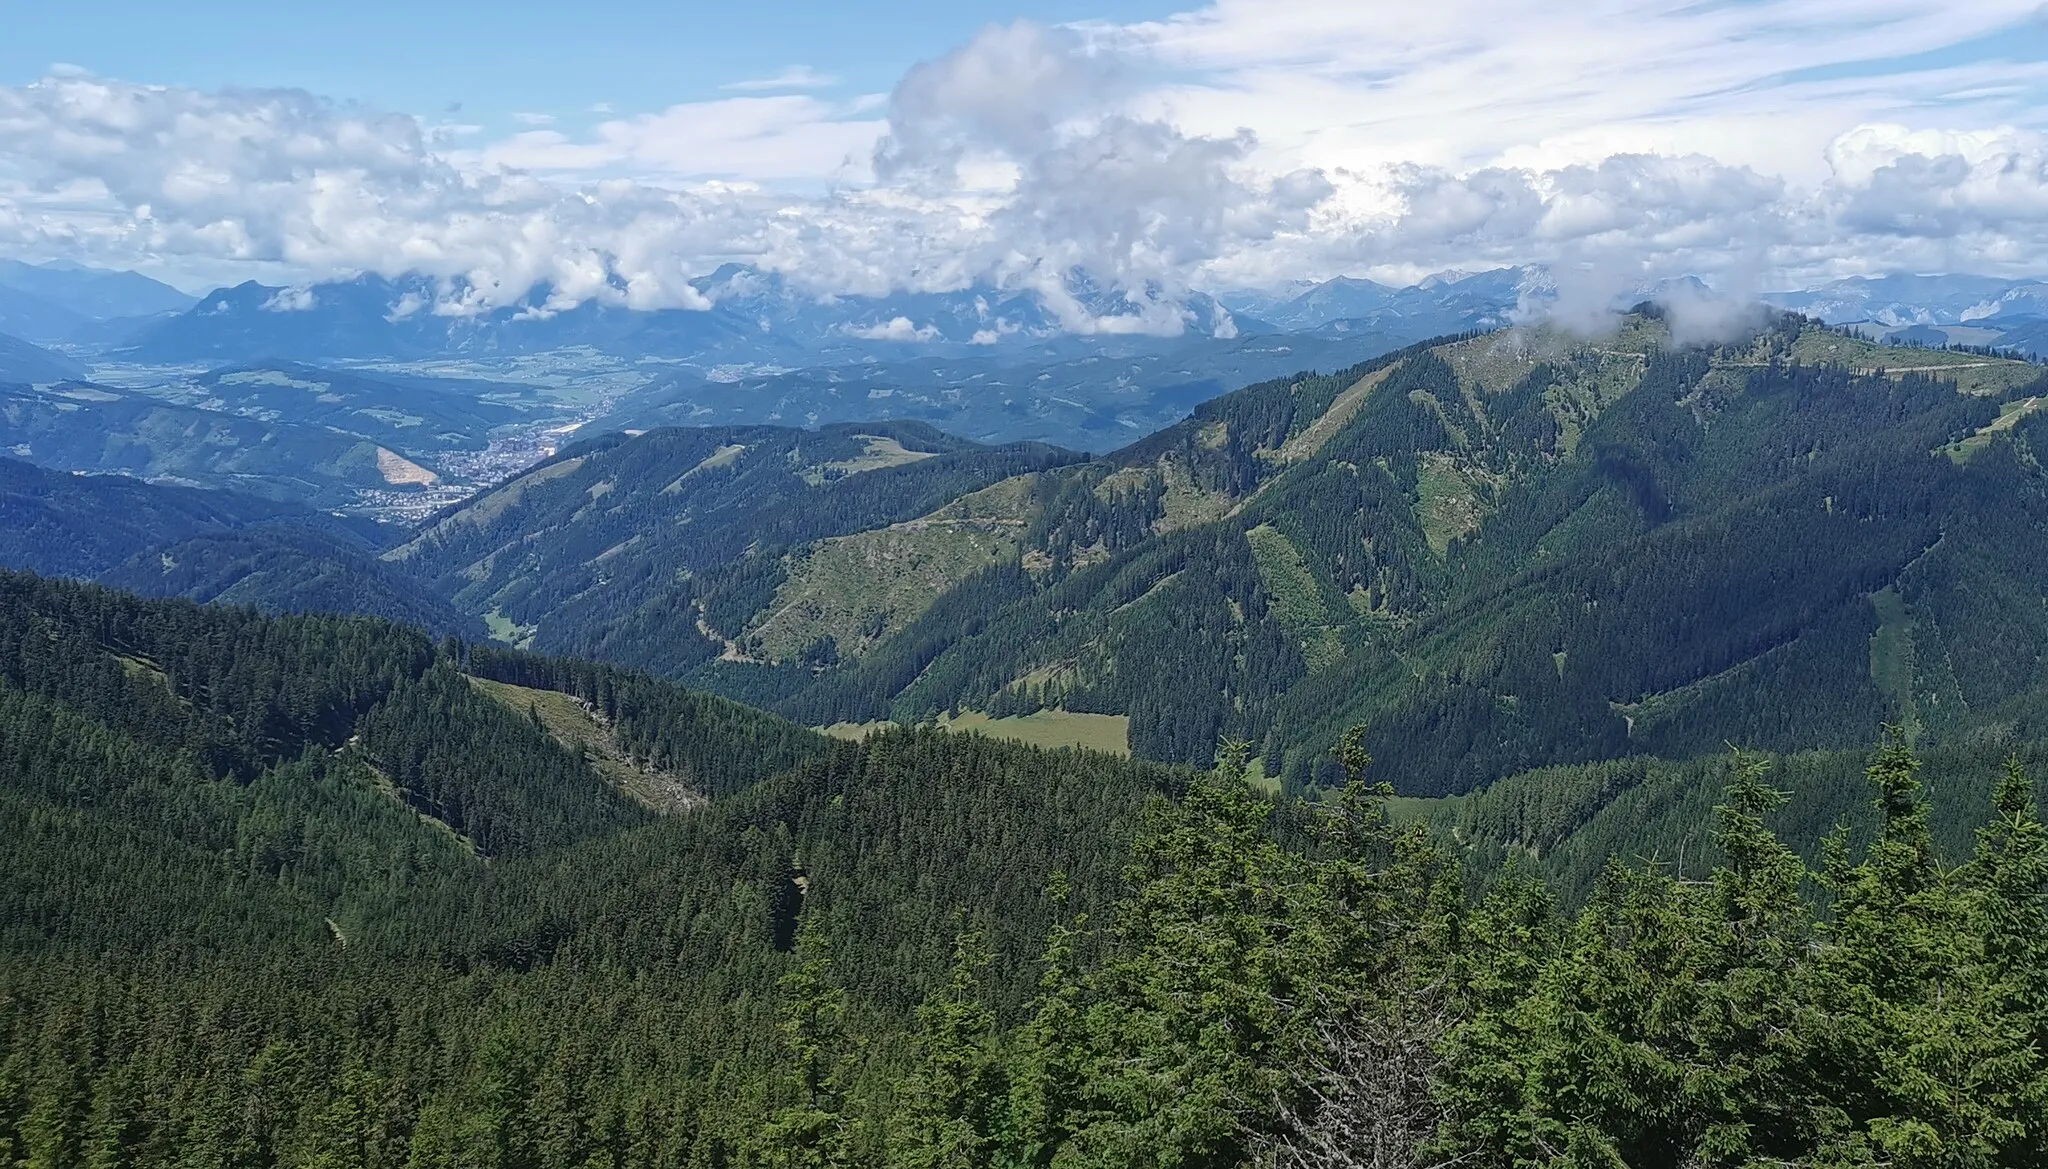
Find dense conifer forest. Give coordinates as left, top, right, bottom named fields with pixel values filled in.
left=2, top=571, right=2045, bottom=1167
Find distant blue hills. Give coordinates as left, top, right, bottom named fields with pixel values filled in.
left=1761, top=274, right=2048, bottom=354
left=84, top=264, right=1550, bottom=367
left=99, top=266, right=1272, bottom=365
left=0, top=260, right=194, bottom=344
left=7, top=256, right=2048, bottom=373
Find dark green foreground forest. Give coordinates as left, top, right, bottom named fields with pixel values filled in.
left=2, top=571, right=2046, bottom=1168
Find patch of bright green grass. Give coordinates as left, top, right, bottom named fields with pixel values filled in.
left=468, top=676, right=701, bottom=812
left=482, top=608, right=536, bottom=649
left=1245, top=523, right=1344, bottom=672
left=939, top=709, right=1130, bottom=756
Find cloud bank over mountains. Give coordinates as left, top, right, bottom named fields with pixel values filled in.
left=2, top=0, right=2046, bottom=332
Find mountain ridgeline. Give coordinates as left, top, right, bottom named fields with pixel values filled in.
left=388, top=310, right=2048, bottom=797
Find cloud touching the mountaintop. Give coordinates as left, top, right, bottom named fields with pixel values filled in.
left=1, top=0, right=2047, bottom=321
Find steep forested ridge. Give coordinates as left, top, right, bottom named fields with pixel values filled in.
left=0, top=456, right=374, bottom=578
left=0, top=573, right=1180, bottom=1166
left=100, top=524, right=482, bottom=636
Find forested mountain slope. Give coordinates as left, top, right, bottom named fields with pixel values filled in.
left=190, top=361, right=537, bottom=455
left=61, top=305, right=2043, bottom=803
left=388, top=420, right=1085, bottom=672
left=590, top=327, right=1450, bottom=451
left=0, top=457, right=479, bottom=633
left=0, top=456, right=369, bottom=577
left=0, top=332, right=86, bottom=383
left=0, top=378, right=447, bottom=509
left=3, top=568, right=2045, bottom=1165
left=623, top=312, right=2048, bottom=795
left=101, top=524, right=482, bottom=636
left=0, top=574, right=820, bottom=838
left=0, top=572, right=1177, bottom=1165
left=1421, top=734, right=2048, bottom=903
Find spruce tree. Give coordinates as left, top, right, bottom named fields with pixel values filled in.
left=760, top=922, right=856, bottom=1169
left=891, top=931, right=1003, bottom=1169
left=1956, top=757, right=2048, bottom=1163
left=999, top=874, right=1090, bottom=1169
left=1810, top=728, right=1977, bottom=1165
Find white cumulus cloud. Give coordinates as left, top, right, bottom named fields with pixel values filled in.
left=846, top=316, right=940, bottom=342
left=0, top=1, right=2046, bottom=323
left=260, top=286, right=318, bottom=312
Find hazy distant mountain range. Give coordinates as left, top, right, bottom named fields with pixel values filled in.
left=0, top=259, right=195, bottom=344
left=1761, top=274, right=2048, bottom=353
left=7, top=257, right=2048, bottom=478
left=94, top=265, right=1551, bottom=368
left=0, top=333, right=86, bottom=383
left=7, top=255, right=2048, bottom=369
left=100, top=267, right=1258, bottom=365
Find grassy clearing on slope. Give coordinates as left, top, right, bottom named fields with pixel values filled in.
left=1784, top=330, right=2041, bottom=397
left=819, top=710, right=1131, bottom=756
left=933, top=474, right=1040, bottom=522
left=1414, top=454, right=1490, bottom=554
left=1242, top=756, right=1281, bottom=796
left=110, top=651, right=171, bottom=691
left=374, top=448, right=438, bottom=486
left=665, top=443, right=745, bottom=490
left=940, top=709, right=1131, bottom=756
left=1436, top=321, right=1663, bottom=397
left=1155, top=460, right=1233, bottom=530
left=1245, top=524, right=1344, bottom=672
left=1442, top=330, right=1569, bottom=393
left=746, top=475, right=1036, bottom=661
left=482, top=608, right=536, bottom=650
left=752, top=524, right=1022, bottom=662
left=1943, top=395, right=2044, bottom=463
left=801, top=435, right=939, bottom=485
left=362, top=764, right=482, bottom=857
left=1278, top=366, right=1395, bottom=462
left=819, top=721, right=895, bottom=741
left=467, top=675, right=703, bottom=813
left=1547, top=352, right=1652, bottom=454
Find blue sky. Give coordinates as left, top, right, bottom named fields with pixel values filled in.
left=0, top=0, right=1178, bottom=129
left=0, top=0, right=2045, bottom=308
